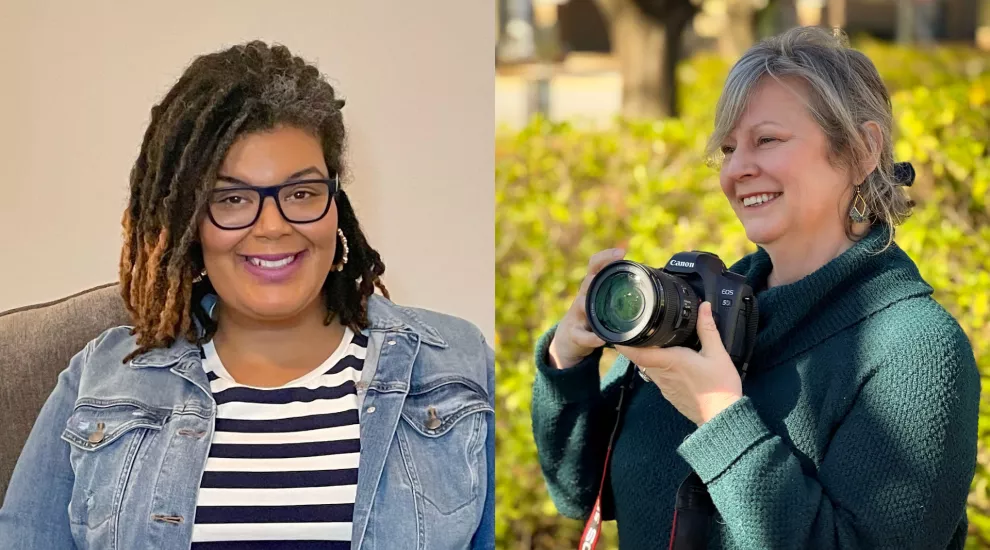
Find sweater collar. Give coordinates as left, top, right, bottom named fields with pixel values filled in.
left=729, top=225, right=933, bottom=374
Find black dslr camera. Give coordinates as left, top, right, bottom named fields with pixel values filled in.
left=585, top=251, right=760, bottom=373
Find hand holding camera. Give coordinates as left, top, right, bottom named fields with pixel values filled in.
left=580, top=250, right=761, bottom=425
left=616, top=301, right=744, bottom=426
left=547, top=248, right=627, bottom=370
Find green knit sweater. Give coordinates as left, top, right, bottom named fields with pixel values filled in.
left=532, top=226, right=980, bottom=549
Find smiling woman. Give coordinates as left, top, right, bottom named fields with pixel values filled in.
left=532, top=26, right=978, bottom=550
left=0, top=40, right=494, bottom=550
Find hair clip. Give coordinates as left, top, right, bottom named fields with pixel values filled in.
left=893, top=162, right=915, bottom=187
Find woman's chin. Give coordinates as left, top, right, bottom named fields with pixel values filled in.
left=742, top=221, right=787, bottom=247
left=236, top=290, right=323, bottom=323
left=245, top=304, right=308, bottom=322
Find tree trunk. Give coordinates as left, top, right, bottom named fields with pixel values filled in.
left=611, top=2, right=665, bottom=118
left=662, top=7, right=694, bottom=117
left=608, top=0, right=694, bottom=118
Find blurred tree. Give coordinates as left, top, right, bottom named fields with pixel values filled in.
left=594, top=0, right=699, bottom=117
left=595, top=0, right=764, bottom=117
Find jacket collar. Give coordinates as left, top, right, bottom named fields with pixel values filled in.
left=365, top=294, right=448, bottom=348
left=128, top=293, right=447, bottom=369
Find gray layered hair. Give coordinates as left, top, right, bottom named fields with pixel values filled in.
left=706, top=26, right=913, bottom=241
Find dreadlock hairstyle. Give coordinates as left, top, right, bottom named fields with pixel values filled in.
left=119, top=40, right=388, bottom=363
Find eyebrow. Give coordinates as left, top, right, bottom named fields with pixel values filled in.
left=216, top=166, right=328, bottom=187
left=725, top=120, right=785, bottom=142
left=750, top=120, right=784, bottom=130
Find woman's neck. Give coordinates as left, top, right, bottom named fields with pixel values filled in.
left=764, top=223, right=869, bottom=288
left=210, top=299, right=346, bottom=387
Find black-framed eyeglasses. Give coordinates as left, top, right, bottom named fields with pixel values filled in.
left=206, top=174, right=339, bottom=230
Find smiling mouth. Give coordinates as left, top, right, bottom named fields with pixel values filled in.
left=742, top=193, right=782, bottom=207
left=243, top=253, right=302, bottom=269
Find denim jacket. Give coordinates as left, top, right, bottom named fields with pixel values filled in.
left=0, top=294, right=495, bottom=550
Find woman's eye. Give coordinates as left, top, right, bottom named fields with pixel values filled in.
left=758, top=137, right=778, bottom=145
left=720, top=145, right=735, bottom=154
left=212, top=193, right=252, bottom=206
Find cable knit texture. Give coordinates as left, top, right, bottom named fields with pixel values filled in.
left=531, top=225, right=980, bottom=549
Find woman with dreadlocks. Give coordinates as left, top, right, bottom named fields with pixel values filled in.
left=0, top=41, right=494, bottom=550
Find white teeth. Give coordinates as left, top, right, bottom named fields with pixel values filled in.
left=248, top=255, right=297, bottom=269
left=743, top=193, right=781, bottom=207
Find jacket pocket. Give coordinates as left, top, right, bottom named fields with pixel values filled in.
left=397, top=378, right=492, bottom=515
left=61, top=400, right=169, bottom=529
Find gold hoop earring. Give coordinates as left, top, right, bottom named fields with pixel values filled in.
left=849, top=185, right=869, bottom=223
left=332, top=228, right=349, bottom=272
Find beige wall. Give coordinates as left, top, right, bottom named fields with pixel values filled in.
left=0, top=1, right=494, bottom=342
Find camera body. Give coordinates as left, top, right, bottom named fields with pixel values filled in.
left=586, top=251, right=759, bottom=372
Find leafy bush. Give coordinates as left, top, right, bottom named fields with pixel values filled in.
left=495, top=43, right=990, bottom=550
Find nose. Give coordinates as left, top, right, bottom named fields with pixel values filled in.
left=251, top=196, right=293, bottom=238
left=722, top=147, right=759, bottom=184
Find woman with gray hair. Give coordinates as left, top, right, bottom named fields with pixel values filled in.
left=531, top=26, right=979, bottom=549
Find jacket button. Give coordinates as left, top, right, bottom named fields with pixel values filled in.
left=425, top=407, right=442, bottom=430
left=88, top=422, right=106, bottom=444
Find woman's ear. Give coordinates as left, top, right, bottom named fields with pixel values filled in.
left=860, top=121, right=883, bottom=178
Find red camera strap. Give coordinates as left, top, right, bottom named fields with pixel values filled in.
left=577, top=444, right=612, bottom=550
left=577, top=367, right=714, bottom=550
left=577, top=370, right=633, bottom=550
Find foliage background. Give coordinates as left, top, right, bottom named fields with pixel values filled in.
left=495, top=40, right=990, bottom=549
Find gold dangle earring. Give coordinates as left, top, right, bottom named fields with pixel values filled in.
left=332, top=228, right=349, bottom=272
left=193, top=267, right=208, bottom=283
left=849, top=185, right=869, bottom=223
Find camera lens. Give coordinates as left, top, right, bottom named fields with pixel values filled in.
left=595, top=272, right=646, bottom=333
left=586, top=260, right=699, bottom=348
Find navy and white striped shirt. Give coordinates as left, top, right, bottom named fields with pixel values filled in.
left=190, top=327, right=366, bottom=549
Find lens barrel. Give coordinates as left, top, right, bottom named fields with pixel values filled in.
left=586, top=260, right=699, bottom=348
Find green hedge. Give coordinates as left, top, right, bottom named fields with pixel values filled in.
left=495, top=43, right=990, bottom=550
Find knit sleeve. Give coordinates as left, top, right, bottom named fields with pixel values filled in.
left=530, top=324, right=627, bottom=521
left=675, top=324, right=980, bottom=549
